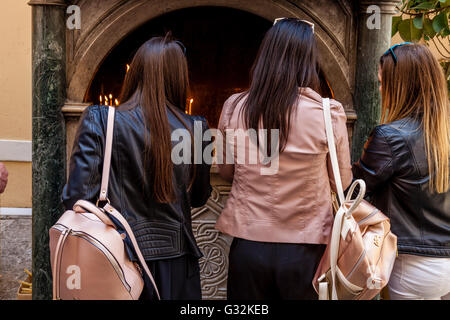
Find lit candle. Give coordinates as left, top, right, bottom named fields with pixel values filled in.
left=126, top=64, right=130, bottom=73
left=189, top=99, right=194, bottom=115
left=105, top=96, right=109, bottom=106
left=99, top=95, right=102, bottom=105
left=115, top=99, right=119, bottom=106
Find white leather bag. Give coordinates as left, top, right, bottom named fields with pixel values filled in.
left=312, top=98, right=397, bottom=300
left=49, top=107, right=161, bottom=300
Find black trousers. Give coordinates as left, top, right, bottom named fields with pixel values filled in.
left=227, top=238, right=326, bottom=300
left=140, top=254, right=202, bottom=300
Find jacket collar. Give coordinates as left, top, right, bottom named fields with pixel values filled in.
left=299, top=87, right=324, bottom=104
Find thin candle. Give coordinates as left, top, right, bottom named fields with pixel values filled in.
left=189, top=99, right=194, bottom=115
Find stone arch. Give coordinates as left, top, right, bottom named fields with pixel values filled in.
left=67, top=0, right=355, bottom=108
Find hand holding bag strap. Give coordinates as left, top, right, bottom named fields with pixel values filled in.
left=100, top=107, right=161, bottom=300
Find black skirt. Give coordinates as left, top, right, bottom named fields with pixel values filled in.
left=227, top=237, right=326, bottom=300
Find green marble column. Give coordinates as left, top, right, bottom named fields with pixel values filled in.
left=29, top=0, right=67, bottom=300
left=352, top=1, right=399, bottom=162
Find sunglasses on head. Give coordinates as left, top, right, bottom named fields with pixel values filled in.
left=273, top=17, right=315, bottom=34
left=383, top=42, right=413, bottom=65
left=174, top=40, right=187, bottom=56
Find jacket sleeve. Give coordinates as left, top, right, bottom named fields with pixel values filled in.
left=352, top=126, right=394, bottom=194
left=327, top=102, right=353, bottom=193
left=190, top=116, right=212, bottom=208
left=62, top=107, right=105, bottom=211
left=217, top=96, right=236, bottom=182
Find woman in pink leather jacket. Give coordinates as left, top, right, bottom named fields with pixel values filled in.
left=216, top=18, right=352, bottom=299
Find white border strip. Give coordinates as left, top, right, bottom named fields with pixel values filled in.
left=0, top=140, right=32, bottom=162
left=0, top=207, right=32, bottom=216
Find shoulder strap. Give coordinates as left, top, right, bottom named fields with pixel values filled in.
left=99, top=107, right=161, bottom=300
left=99, top=107, right=115, bottom=202
left=323, top=98, right=345, bottom=205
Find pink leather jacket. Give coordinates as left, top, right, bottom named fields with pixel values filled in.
left=215, top=88, right=352, bottom=244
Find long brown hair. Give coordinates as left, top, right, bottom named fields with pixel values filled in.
left=235, top=18, right=320, bottom=153
left=380, top=43, right=450, bottom=193
left=119, top=34, right=191, bottom=203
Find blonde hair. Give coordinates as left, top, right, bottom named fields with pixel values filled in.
left=380, top=43, right=450, bottom=193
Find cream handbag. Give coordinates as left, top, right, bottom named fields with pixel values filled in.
left=312, top=98, right=398, bottom=300
left=49, top=107, right=160, bottom=300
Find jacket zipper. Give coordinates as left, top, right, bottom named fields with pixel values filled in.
left=53, top=224, right=131, bottom=292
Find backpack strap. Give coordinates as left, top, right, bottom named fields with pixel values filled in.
left=323, top=98, right=345, bottom=300
left=99, top=107, right=161, bottom=300
left=98, top=107, right=115, bottom=203
left=322, top=98, right=345, bottom=205
left=322, top=99, right=368, bottom=300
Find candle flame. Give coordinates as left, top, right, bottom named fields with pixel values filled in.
left=115, top=99, right=119, bottom=106
left=126, top=64, right=130, bottom=72
left=188, top=99, right=194, bottom=115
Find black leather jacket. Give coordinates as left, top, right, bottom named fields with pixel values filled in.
left=353, top=117, right=450, bottom=257
left=62, top=105, right=212, bottom=261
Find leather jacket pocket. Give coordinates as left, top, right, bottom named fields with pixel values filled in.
left=131, top=220, right=182, bottom=258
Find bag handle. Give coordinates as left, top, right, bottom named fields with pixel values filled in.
left=74, top=200, right=116, bottom=228
left=98, top=107, right=161, bottom=300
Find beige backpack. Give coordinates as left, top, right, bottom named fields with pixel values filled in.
left=49, top=107, right=160, bottom=300
left=312, top=98, right=398, bottom=300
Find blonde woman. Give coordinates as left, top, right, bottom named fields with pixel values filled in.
left=353, top=43, right=450, bottom=300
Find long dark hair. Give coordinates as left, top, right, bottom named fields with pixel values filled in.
left=236, top=18, right=320, bottom=153
left=119, top=34, right=192, bottom=203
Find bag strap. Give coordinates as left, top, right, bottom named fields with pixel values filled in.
left=322, top=99, right=369, bottom=301
left=104, top=203, right=161, bottom=300
left=99, top=107, right=161, bottom=300
left=323, top=98, right=345, bottom=301
left=322, top=98, right=345, bottom=205
left=99, top=107, right=115, bottom=202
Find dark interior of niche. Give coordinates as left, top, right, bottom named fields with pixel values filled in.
left=86, top=6, right=334, bottom=128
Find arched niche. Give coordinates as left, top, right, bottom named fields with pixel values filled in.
left=66, top=0, right=356, bottom=110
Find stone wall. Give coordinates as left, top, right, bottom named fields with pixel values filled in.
left=0, top=216, right=32, bottom=300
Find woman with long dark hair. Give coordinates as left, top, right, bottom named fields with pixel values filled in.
left=353, top=43, right=450, bottom=300
left=63, top=35, right=212, bottom=300
left=215, top=18, right=352, bottom=299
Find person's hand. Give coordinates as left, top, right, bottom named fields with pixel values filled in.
left=0, top=162, right=8, bottom=194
